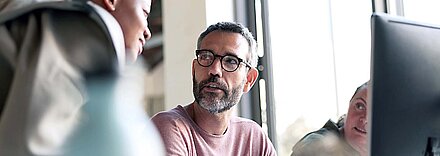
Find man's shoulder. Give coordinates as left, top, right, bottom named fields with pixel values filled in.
left=152, top=105, right=181, bottom=117
left=0, top=1, right=95, bottom=23
left=229, top=117, right=276, bottom=155
left=229, top=117, right=266, bottom=134
left=231, top=116, right=260, bottom=127
left=151, top=105, right=189, bottom=126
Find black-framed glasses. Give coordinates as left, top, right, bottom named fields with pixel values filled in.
left=195, top=49, right=251, bottom=72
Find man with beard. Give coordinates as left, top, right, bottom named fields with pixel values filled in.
left=151, top=22, right=277, bottom=156
left=291, top=81, right=369, bottom=156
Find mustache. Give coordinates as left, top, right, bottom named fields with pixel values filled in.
left=198, top=76, right=228, bottom=93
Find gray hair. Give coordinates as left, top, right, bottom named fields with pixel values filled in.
left=197, top=22, right=258, bottom=67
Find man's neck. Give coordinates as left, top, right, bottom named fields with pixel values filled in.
left=185, top=102, right=232, bottom=135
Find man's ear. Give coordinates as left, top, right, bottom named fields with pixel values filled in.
left=192, top=59, right=196, bottom=75
left=103, top=0, right=118, bottom=11
left=243, top=67, right=259, bottom=93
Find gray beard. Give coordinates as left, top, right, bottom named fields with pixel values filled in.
left=192, top=74, right=244, bottom=114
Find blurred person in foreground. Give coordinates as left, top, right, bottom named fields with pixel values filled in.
left=291, top=81, right=369, bottom=156
left=0, top=0, right=164, bottom=155
left=151, top=22, right=277, bottom=155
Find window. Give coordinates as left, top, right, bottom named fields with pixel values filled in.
left=264, top=1, right=372, bottom=155
left=390, top=0, right=440, bottom=25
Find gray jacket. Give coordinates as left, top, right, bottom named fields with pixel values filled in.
left=291, top=119, right=359, bottom=156
left=0, top=1, right=163, bottom=155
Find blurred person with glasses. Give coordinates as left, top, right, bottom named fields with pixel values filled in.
left=151, top=22, right=277, bottom=156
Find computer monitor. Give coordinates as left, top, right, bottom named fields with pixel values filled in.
left=370, top=13, right=440, bottom=156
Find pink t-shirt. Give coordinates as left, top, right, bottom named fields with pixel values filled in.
left=151, top=105, right=277, bottom=156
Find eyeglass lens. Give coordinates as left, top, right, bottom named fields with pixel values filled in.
left=197, top=50, right=240, bottom=72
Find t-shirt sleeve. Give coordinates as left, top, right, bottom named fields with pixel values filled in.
left=243, top=120, right=277, bottom=156
left=261, top=132, right=277, bottom=156
left=151, top=112, right=190, bottom=156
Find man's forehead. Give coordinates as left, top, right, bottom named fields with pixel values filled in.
left=202, top=34, right=250, bottom=61
left=201, top=31, right=248, bottom=49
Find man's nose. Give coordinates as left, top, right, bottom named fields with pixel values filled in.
left=144, top=26, right=152, bottom=42
left=208, top=58, right=223, bottom=77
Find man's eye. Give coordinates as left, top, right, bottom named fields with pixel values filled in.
left=224, top=57, right=238, bottom=65
left=143, top=10, right=149, bottom=18
left=200, top=54, right=212, bottom=60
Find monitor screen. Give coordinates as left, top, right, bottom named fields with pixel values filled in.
left=370, top=13, right=440, bottom=156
